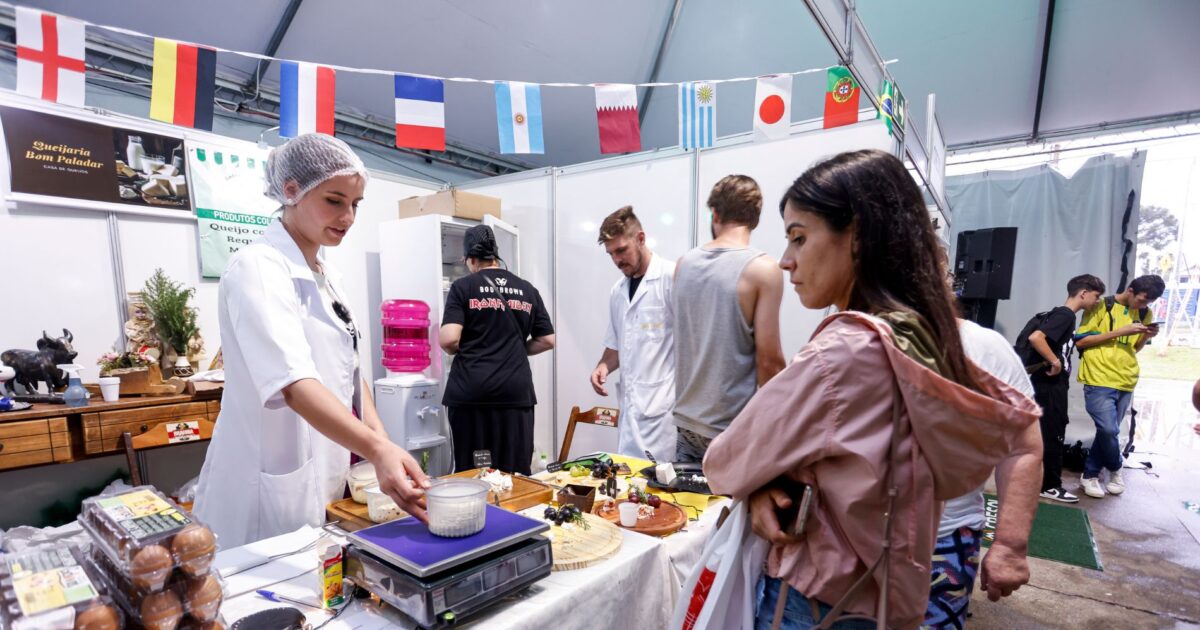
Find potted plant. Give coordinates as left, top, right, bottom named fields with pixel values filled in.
left=96, top=349, right=162, bottom=397
left=141, top=269, right=201, bottom=377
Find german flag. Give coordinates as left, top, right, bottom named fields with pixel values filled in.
left=150, top=38, right=216, bottom=130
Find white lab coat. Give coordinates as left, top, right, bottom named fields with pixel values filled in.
left=193, top=220, right=360, bottom=547
left=603, top=253, right=677, bottom=461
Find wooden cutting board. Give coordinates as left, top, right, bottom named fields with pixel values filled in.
left=594, top=499, right=687, bottom=537
left=517, top=508, right=623, bottom=571
left=326, top=470, right=553, bottom=531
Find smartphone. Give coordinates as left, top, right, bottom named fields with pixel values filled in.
left=775, top=479, right=816, bottom=538
left=1149, top=321, right=1166, bottom=327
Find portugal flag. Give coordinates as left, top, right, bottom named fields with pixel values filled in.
left=150, top=38, right=216, bottom=131
left=823, top=66, right=859, bottom=129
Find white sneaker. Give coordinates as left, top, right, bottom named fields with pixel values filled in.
left=1106, top=470, right=1126, bottom=495
left=1080, top=476, right=1105, bottom=498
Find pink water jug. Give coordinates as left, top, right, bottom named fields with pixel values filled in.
left=381, top=299, right=431, bottom=373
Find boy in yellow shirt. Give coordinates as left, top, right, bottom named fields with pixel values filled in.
left=1074, top=275, right=1165, bottom=498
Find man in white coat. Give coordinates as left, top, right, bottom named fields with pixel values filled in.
left=590, top=206, right=677, bottom=462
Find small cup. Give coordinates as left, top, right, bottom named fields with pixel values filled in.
left=618, top=501, right=639, bottom=527
left=629, top=478, right=648, bottom=494
left=98, top=377, right=121, bottom=402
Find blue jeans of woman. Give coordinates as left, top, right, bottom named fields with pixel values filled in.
left=1082, top=385, right=1132, bottom=478
left=755, top=576, right=876, bottom=630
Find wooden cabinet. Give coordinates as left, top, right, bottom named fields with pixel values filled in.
left=0, top=417, right=71, bottom=470
left=82, top=400, right=220, bottom=455
left=0, top=394, right=221, bottom=471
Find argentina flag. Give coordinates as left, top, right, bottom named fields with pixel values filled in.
left=679, top=81, right=716, bottom=149
left=495, top=81, right=544, bottom=154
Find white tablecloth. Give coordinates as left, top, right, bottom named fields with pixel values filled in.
left=216, top=520, right=681, bottom=629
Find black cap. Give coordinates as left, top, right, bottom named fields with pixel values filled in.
left=463, top=225, right=499, bottom=260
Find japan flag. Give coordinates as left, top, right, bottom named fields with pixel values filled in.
left=753, top=75, right=791, bottom=142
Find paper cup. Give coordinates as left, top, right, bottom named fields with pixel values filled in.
left=98, top=377, right=121, bottom=402
left=618, top=501, right=639, bottom=527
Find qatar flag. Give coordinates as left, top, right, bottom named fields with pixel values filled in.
left=753, top=75, right=791, bottom=142
left=595, top=84, right=641, bottom=154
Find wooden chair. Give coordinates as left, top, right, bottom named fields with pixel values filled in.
left=122, top=418, right=215, bottom=490
left=558, top=406, right=619, bottom=463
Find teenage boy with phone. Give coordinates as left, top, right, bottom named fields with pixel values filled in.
left=1022, top=274, right=1105, bottom=503
left=1075, top=274, right=1166, bottom=499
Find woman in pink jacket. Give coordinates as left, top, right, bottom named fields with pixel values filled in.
left=703, top=150, right=1040, bottom=629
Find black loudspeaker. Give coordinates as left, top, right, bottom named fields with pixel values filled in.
left=954, top=227, right=1018, bottom=300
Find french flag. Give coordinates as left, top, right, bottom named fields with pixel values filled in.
left=394, top=74, right=445, bottom=151
left=279, top=61, right=336, bottom=138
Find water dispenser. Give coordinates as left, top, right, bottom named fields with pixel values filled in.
left=374, top=299, right=453, bottom=476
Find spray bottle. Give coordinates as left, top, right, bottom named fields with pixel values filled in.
left=57, top=364, right=89, bottom=408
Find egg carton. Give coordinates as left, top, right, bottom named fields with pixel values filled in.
left=87, top=550, right=223, bottom=630
left=79, top=486, right=217, bottom=592
left=0, top=544, right=124, bottom=630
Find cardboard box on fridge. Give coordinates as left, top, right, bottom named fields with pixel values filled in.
left=397, top=190, right=501, bottom=221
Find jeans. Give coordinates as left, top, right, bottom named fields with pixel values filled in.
left=755, top=576, right=876, bottom=630
left=1082, top=385, right=1132, bottom=478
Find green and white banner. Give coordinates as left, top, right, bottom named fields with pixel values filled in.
left=188, top=142, right=276, bottom=278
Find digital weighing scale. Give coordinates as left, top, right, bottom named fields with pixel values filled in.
left=345, top=505, right=552, bottom=629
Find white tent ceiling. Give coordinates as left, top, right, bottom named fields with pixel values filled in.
left=15, top=0, right=1200, bottom=169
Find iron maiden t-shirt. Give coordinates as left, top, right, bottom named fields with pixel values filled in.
left=441, top=268, right=554, bottom=407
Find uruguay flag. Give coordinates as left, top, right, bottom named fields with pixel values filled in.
left=495, top=81, right=543, bottom=154
left=279, top=61, right=336, bottom=138
left=394, top=74, right=446, bottom=151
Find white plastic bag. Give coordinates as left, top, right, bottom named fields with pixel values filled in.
left=671, top=501, right=770, bottom=630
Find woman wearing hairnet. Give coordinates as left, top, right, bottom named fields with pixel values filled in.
left=194, top=134, right=429, bottom=546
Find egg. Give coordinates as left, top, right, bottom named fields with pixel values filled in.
left=140, top=590, right=184, bottom=630
left=183, top=574, right=223, bottom=622
left=130, top=544, right=174, bottom=591
left=172, top=525, right=216, bottom=577
left=74, top=604, right=120, bottom=630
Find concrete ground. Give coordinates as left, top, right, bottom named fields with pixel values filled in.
left=969, top=378, right=1200, bottom=629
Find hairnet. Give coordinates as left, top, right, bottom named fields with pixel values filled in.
left=463, top=225, right=499, bottom=260
left=264, top=133, right=369, bottom=206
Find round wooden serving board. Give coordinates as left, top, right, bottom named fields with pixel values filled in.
left=594, top=499, right=687, bottom=537
left=519, top=508, right=623, bottom=571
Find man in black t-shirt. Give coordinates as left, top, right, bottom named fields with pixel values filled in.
left=1025, top=274, right=1105, bottom=502
left=439, top=225, right=555, bottom=474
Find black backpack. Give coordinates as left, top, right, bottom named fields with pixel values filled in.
left=1013, top=310, right=1051, bottom=368
left=1075, top=296, right=1150, bottom=357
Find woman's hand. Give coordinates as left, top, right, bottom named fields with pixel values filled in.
left=372, top=442, right=432, bottom=524
left=747, top=486, right=802, bottom=545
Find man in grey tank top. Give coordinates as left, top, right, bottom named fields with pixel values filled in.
left=673, top=175, right=786, bottom=462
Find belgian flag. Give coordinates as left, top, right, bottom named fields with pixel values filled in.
left=150, top=38, right=216, bottom=131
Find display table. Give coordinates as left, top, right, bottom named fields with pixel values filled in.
left=215, top=523, right=677, bottom=629
left=217, top=454, right=730, bottom=627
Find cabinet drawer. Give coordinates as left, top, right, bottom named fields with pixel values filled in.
left=0, top=418, right=70, bottom=470
left=83, top=402, right=210, bottom=454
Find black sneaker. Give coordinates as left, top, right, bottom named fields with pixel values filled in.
left=1040, top=487, right=1079, bottom=503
